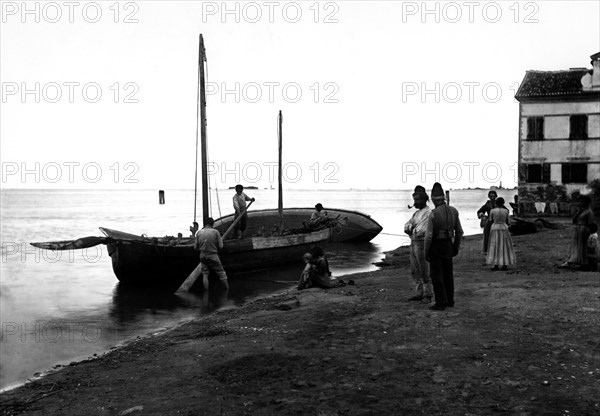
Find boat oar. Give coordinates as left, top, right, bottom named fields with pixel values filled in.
left=221, top=199, right=254, bottom=240
left=177, top=200, right=254, bottom=293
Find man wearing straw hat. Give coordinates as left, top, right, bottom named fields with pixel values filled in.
left=404, top=185, right=433, bottom=303
left=424, top=182, right=464, bottom=311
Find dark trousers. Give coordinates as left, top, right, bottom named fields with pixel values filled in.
left=234, top=212, right=248, bottom=234
left=483, top=220, right=492, bottom=254
left=429, top=239, right=454, bottom=306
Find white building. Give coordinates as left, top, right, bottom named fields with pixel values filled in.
left=515, top=52, right=600, bottom=216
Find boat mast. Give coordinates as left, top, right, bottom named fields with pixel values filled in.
left=278, top=111, right=284, bottom=234
left=193, top=34, right=209, bottom=234
left=199, top=35, right=209, bottom=225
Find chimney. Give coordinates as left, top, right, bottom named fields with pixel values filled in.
left=581, top=52, right=600, bottom=91
left=591, top=52, right=600, bottom=88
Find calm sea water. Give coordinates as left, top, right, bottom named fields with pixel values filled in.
left=0, top=188, right=515, bottom=390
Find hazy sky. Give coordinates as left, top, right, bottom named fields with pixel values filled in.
left=1, top=0, right=599, bottom=190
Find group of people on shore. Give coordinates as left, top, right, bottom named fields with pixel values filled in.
left=402, top=184, right=523, bottom=311
left=402, top=185, right=598, bottom=311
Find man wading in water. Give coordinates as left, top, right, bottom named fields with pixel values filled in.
left=195, top=217, right=229, bottom=290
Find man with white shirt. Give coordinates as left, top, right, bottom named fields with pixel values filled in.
left=232, top=184, right=255, bottom=239
left=404, top=186, right=433, bottom=303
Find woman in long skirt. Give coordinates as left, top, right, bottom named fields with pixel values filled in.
left=560, top=195, right=596, bottom=270
left=487, top=197, right=516, bottom=271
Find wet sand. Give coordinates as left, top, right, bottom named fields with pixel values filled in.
left=1, top=225, right=599, bottom=416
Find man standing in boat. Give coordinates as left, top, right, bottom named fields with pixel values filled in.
left=233, top=184, right=255, bottom=239
left=195, top=217, right=229, bottom=290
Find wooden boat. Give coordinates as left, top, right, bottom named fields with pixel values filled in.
left=31, top=35, right=332, bottom=289
left=214, top=208, right=382, bottom=243
left=98, top=226, right=331, bottom=289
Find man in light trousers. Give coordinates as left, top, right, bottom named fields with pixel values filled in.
left=404, top=186, right=433, bottom=303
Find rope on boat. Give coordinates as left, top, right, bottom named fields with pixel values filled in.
left=378, top=231, right=407, bottom=237
left=214, top=180, right=222, bottom=220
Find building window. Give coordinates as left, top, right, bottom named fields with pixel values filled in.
left=569, top=115, right=588, bottom=139
left=562, top=163, right=587, bottom=183
left=525, top=163, right=551, bottom=183
left=527, top=117, right=544, bottom=140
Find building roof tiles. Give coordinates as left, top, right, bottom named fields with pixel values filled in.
left=515, top=69, right=592, bottom=98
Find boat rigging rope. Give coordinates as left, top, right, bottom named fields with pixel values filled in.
left=205, top=60, right=223, bottom=221
left=213, top=174, right=222, bottom=219
left=193, top=42, right=202, bottom=226
left=205, top=57, right=213, bottom=219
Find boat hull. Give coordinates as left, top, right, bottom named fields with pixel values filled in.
left=100, top=227, right=331, bottom=288
left=214, top=208, right=382, bottom=243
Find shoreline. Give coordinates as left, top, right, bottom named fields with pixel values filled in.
left=2, top=224, right=599, bottom=415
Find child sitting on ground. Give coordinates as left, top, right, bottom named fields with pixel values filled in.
left=297, top=252, right=314, bottom=290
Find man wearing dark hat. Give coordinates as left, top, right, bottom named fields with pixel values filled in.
left=404, top=185, right=433, bottom=303
left=424, top=183, right=464, bottom=311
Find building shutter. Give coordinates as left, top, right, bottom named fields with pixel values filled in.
left=535, top=118, right=544, bottom=140
left=527, top=118, right=535, bottom=140
left=542, top=163, right=551, bottom=183
left=519, top=163, right=528, bottom=183
left=561, top=164, right=571, bottom=184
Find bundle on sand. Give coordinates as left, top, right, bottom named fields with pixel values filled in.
left=509, top=217, right=562, bottom=235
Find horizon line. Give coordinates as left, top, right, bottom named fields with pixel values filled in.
left=1, top=186, right=518, bottom=192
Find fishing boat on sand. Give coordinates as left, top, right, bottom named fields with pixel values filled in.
left=31, top=35, right=334, bottom=290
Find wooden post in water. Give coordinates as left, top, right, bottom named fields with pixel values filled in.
left=277, top=110, right=284, bottom=235
left=445, top=190, right=450, bottom=205
left=159, top=190, right=165, bottom=204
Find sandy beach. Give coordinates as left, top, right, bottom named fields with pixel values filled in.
left=1, top=224, right=599, bottom=416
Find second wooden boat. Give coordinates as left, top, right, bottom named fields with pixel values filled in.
left=214, top=208, right=382, bottom=243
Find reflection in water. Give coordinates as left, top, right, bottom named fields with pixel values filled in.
left=109, top=284, right=193, bottom=324
left=108, top=241, right=382, bottom=325
left=326, top=242, right=383, bottom=274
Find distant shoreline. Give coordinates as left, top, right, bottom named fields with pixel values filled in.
left=0, top=187, right=519, bottom=192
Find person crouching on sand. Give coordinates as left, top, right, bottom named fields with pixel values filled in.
left=297, top=246, right=342, bottom=289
